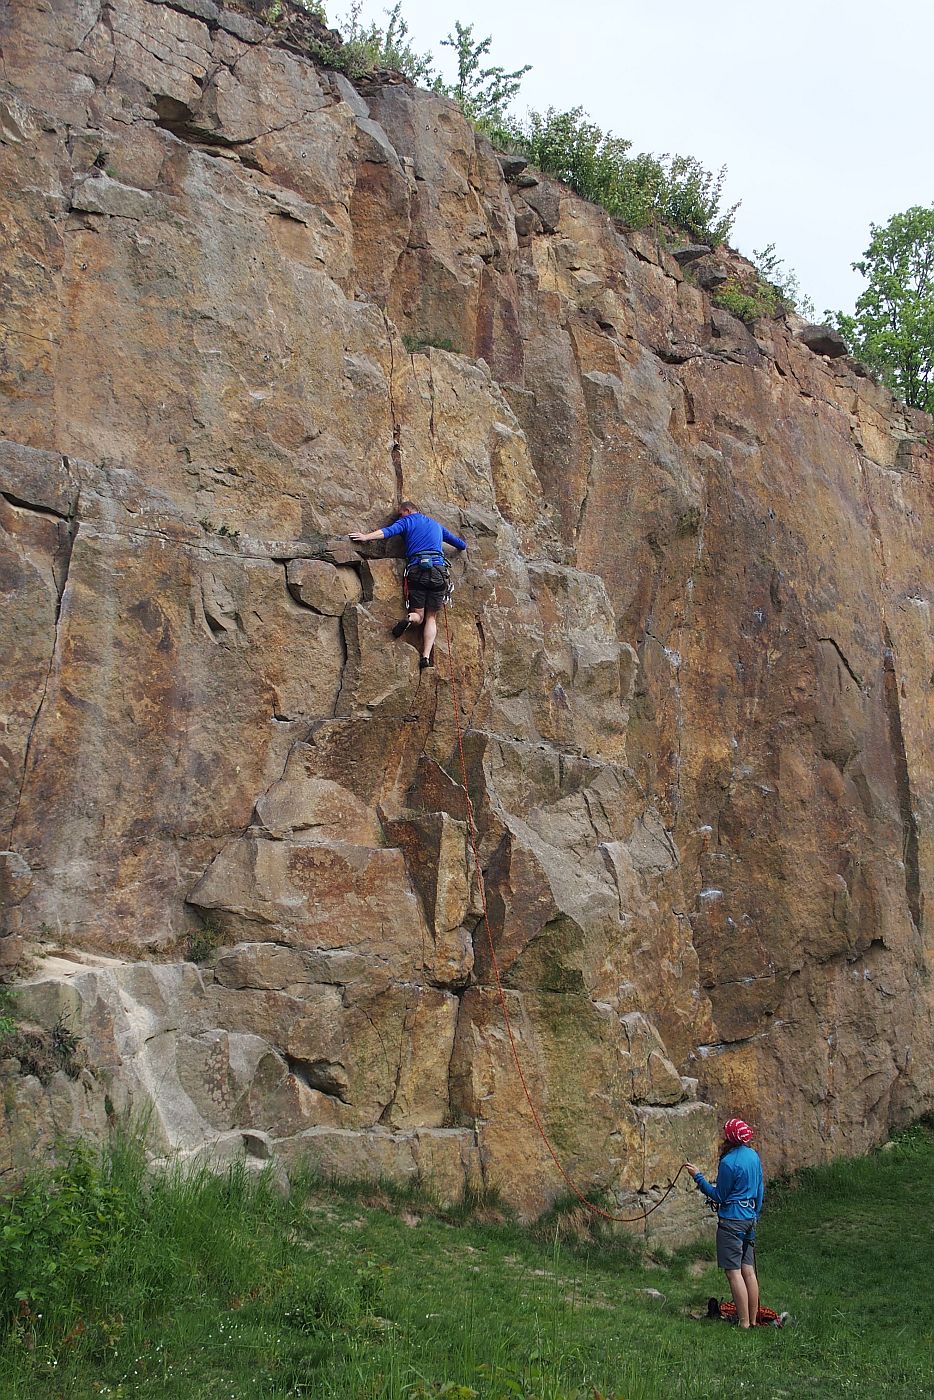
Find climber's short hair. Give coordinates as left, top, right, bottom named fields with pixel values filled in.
left=399, top=500, right=418, bottom=514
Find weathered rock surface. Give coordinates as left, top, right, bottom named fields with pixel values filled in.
left=1, top=0, right=932, bottom=1235
left=797, top=323, right=849, bottom=358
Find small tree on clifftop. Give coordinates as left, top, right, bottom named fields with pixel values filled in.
left=437, top=21, right=531, bottom=127
left=832, top=205, right=934, bottom=415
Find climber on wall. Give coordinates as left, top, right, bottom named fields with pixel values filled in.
left=349, top=501, right=467, bottom=670
left=685, top=1118, right=765, bottom=1329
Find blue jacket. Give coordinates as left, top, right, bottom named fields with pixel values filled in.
left=693, top=1144, right=763, bottom=1221
left=382, top=512, right=467, bottom=564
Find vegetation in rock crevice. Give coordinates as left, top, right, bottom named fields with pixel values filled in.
left=0, top=986, right=16, bottom=1041
left=402, top=333, right=457, bottom=354
left=0, top=990, right=84, bottom=1085
left=185, top=911, right=225, bottom=963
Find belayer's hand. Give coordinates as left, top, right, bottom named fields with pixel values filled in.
left=684, top=1162, right=698, bottom=1176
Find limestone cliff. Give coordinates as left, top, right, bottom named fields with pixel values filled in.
left=2, top=0, right=932, bottom=1237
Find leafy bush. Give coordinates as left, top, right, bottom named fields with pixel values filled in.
left=0, top=1142, right=139, bottom=1325
left=279, top=11, right=733, bottom=243
left=507, top=107, right=737, bottom=244
left=0, top=1139, right=395, bottom=1394
left=711, top=246, right=819, bottom=323
left=323, top=1, right=437, bottom=80
left=752, top=242, right=815, bottom=318
left=306, top=8, right=531, bottom=118
left=0, top=1138, right=297, bottom=1338
left=713, top=278, right=785, bottom=322
left=256, top=0, right=327, bottom=20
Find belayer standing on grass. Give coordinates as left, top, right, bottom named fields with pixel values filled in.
left=349, top=501, right=467, bottom=669
left=685, top=1119, right=764, bottom=1329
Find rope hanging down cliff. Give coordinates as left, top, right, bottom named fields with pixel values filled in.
left=440, top=605, right=686, bottom=1226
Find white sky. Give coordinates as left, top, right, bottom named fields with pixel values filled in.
left=339, top=0, right=933, bottom=316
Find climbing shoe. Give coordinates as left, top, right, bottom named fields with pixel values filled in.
left=419, top=655, right=431, bottom=670
left=391, top=618, right=411, bottom=639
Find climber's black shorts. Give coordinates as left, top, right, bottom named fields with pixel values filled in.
left=405, top=562, right=447, bottom=613
left=716, top=1218, right=756, bottom=1270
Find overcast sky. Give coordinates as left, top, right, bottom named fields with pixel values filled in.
left=341, top=0, right=933, bottom=316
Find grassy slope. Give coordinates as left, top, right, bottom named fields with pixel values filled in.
left=1, top=1127, right=932, bottom=1400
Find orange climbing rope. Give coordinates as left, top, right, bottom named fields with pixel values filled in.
left=440, top=605, right=687, bottom=1225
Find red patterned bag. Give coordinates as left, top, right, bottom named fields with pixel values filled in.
left=708, top=1298, right=789, bottom=1327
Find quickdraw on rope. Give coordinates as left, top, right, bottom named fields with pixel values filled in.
left=440, top=605, right=687, bottom=1225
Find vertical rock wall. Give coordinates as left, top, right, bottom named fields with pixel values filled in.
left=1, top=0, right=932, bottom=1233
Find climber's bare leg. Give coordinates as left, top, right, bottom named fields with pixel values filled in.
left=421, top=609, right=438, bottom=660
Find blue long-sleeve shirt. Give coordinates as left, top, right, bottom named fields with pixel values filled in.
left=693, top=1144, right=764, bottom=1221
left=382, top=512, right=467, bottom=564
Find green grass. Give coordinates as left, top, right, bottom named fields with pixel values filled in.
left=1, top=1125, right=932, bottom=1399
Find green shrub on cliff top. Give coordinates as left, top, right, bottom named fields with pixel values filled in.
left=752, top=242, right=815, bottom=319
left=330, top=1, right=437, bottom=81
left=713, top=278, right=785, bottom=322
left=505, top=107, right=738, bottom=244
left=711, top=244, right=815, bottom=323
left=436, top=20, right=531, bottom=127
left=291, top=6, right=737, bottom=244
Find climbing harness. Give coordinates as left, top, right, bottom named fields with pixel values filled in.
left=440, top=604, right=687, bottom=1226
left=403, top=554, right=452, bottom=611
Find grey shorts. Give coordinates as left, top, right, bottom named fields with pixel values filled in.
left=716, top=1217, right=756, bottom=1270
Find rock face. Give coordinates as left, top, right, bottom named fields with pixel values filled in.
left=1, top=0, right=933, bottom=1236
left=797, top=323, right=849, bottom=358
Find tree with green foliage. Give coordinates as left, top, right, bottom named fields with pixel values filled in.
left=436, top=21, right=531, bottom=127
left=831, top=205, right=934, bottom=414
